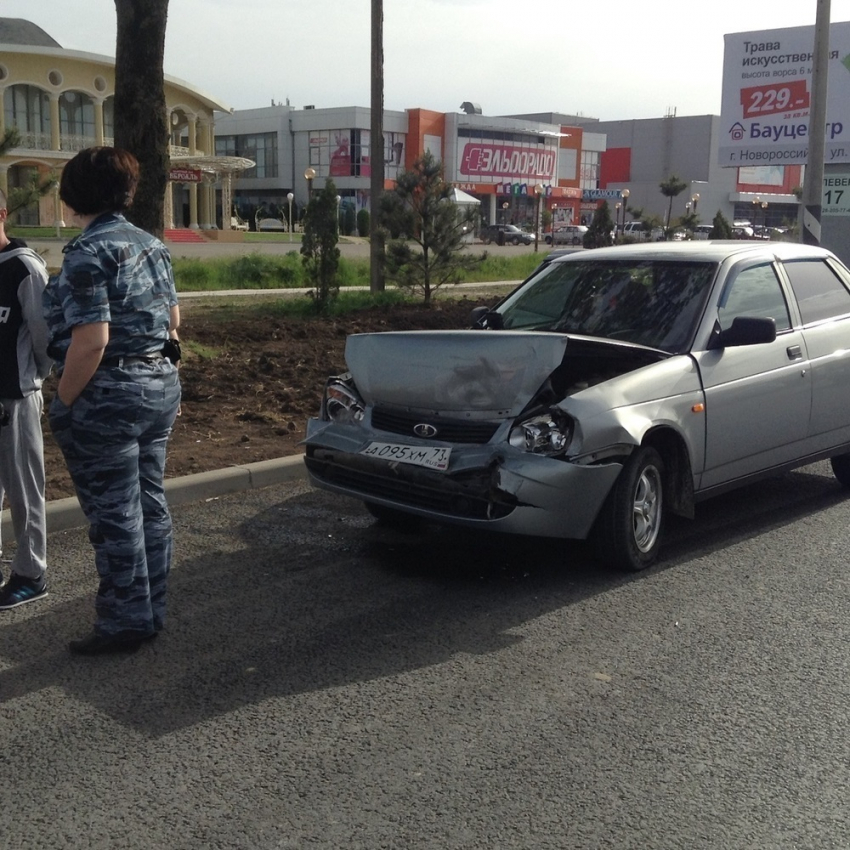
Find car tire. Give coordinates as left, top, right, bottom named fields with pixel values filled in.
left=511, top=236, right=520, bottom=245
left=572, top=236, right=581, bottom=245
left=830, top=454, right=850, bottom=487
left=592, top=446, right=665, bottom=571
left=545, top=235, right=552, bottom=245
left=482, top=236, right=491, bottom=245
left=364, top=501, right=421, bottom=529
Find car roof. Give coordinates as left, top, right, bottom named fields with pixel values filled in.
left=547, top=241, right=836, bottom=265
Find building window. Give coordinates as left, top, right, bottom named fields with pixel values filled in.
left=7, top=165, right=41, bottom=225
left=103, top=96, right=114, bottom=145
left=4, top=85, right=51, bottom=149
left=216, top=132, right=277, bottom=177
left=59, top=90, right=96, bottom=150
left=580, top=150, right=599, bottom=190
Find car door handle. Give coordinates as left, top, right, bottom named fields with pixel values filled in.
left=786, top=345, right=803, bottom=360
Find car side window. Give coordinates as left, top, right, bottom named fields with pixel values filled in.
left=717, top=263, right=791, bottom=332
left=782, top=259, right=850, bottom=324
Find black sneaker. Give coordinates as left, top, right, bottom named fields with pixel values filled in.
left=0, top=574, right=48, bottom=609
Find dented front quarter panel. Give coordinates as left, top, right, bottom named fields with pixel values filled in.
left=560, top=354, right=706, bottom=473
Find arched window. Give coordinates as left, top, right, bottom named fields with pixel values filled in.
left=7, top=164, right=41, bottom=225
left=103, top=95, right=115, bottom=145
left=59, top=90, right=96, bottom=150
left=3, top=85, right=51, bottom=149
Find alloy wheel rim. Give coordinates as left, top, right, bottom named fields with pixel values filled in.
left=632, top=464, right=662, bottom=553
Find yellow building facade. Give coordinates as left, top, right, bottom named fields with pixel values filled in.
left=0, top=17, right=232, bottom=229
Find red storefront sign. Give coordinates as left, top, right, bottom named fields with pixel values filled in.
left=460, top=143, right=554, bottom=181
left=169, top=167, right=202, bottom=183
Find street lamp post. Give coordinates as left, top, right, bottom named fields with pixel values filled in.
left=304, top=166, right=316, bottom=201
left=752, top=196, right=761, bottom=231
left=502, top=200, right=509, bottom=224
left=286, top=192, right=294, bottom=242
left=551, top=202, right=558, bottom=245
left=691, top=193, right=699, bottom=215
left=534, top=184, right=544, bottom=253
left=621, top=188, right=630, bottom=232
left=615, top=202, right=621, bottom=238
left=335, top=194, right=342, bottom=237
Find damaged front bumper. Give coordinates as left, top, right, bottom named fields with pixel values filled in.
left=304, top=418, right=624, bottom=540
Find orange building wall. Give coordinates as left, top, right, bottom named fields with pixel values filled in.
left=405, top=109, right=446, bottom=168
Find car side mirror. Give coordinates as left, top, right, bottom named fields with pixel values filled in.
left=708, top=316, right=777, bottom=349
left=469, top=306, right=504, bottom=329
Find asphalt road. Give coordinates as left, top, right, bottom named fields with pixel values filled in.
left=3, top=460, right=850, bottom=848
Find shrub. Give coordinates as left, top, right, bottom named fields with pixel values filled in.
left=357, top=208, right=370, bottom=237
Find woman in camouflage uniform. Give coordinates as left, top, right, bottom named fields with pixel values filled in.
left=45, top=147, right=182, bottom=655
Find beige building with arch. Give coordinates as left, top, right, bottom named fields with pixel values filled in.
left=0, top=17, right=233, bottom=230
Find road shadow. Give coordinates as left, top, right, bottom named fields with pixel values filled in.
left=0, top=463, right=845, bottom=736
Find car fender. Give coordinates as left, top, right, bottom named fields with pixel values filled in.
left=559, top=354, right=706, bottom=478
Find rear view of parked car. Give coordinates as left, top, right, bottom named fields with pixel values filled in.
left=305, top=242, right=850, bottom=572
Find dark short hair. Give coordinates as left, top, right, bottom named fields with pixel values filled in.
left=59, top=147, right=140, bottom=215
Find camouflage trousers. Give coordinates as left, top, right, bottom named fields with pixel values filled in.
left=49, top=360, right=181, bottom=636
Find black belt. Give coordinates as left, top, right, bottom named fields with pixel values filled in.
left=99, top=352, right=164, bottom=369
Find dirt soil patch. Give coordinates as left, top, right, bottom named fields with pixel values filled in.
left=41, top=296, right=498, bottom=502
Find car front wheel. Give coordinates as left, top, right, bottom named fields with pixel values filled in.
left=511, top=236, right=520, bottom=245
left=592, top=446, right=665, bottom=571
left=831, top=453, right=850, bottom=487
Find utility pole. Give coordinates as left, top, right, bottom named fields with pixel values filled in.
left=369, top=0, right=385, bottom=291
left=801, top=0, right=831, bottom=245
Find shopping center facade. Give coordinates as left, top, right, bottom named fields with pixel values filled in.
left=0, top=15, right=811, bottom=238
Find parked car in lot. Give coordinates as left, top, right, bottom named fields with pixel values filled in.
left=480, top=223, right=536, bottom=245
left=545, top=225, right=588, bottom=246
left=622, top=221, right=665, bottom=241
left=693, top=224, right=714, bottom=240
left=305, top=242, right=850, bottom=571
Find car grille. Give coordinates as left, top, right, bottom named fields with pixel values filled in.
left=305, top=453, right=514, bottom=521
left=370, top=407, right=500, bottom=445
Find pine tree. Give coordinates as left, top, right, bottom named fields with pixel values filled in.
left=584, top=200, right=615, bottom=248
left=300, top=179, right=341, bottom=312
left=380, top=151, right=484, bottom=306
left=710, top=210, right=733, bottom=239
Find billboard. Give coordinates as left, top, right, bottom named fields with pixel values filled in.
left=719, top=21, right=850, bottom=167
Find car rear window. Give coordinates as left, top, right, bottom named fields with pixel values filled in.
left=782, top=259, right=850, bottom=324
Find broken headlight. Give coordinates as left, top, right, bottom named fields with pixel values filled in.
left=508, top=410, right=573, bottom=456
left=323, top=377, right=365, bottom=424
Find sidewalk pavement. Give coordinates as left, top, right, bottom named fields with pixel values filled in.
left=1, top=453, right=308, bottom=540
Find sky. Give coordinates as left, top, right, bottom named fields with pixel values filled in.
left=4, top=0, right=850, bottom=120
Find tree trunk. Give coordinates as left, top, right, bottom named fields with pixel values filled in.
left=369, top=0, right=385, bottom=291
left=113, top=0, right=169, bottom=239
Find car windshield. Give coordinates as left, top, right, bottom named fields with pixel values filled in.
left=496, top=258, right=718, bottom=353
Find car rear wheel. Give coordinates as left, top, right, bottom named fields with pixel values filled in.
left=364, top=501, right=421, bottom=529
left=511, top=236, right=520, bottom=245
left=831, top=454, right=850, bottom=487
left=592, top=446, right=665, bottom=571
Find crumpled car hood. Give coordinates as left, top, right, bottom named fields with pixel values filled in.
left=345, top=330, right=570, bottom=417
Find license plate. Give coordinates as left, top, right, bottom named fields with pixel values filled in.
left=360, top=442, right=451, bottom=471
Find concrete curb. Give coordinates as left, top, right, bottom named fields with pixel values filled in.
left=1, top=453, right=308, bottom=539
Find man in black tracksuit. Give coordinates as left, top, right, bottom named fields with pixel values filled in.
left=0, top=190, right=51, bottom=608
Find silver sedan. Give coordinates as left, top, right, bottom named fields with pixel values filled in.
left=305, top=242, right=850, bottom=571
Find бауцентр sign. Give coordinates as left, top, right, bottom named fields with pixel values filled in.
left=719, top=21, right=850, bottom=167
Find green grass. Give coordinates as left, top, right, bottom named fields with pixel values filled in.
left=172, top=249, right=540, bottom=292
